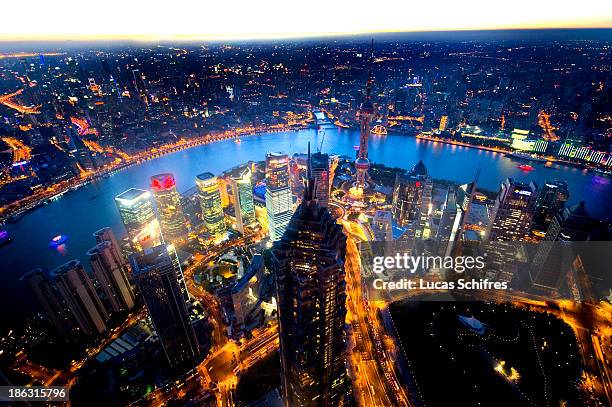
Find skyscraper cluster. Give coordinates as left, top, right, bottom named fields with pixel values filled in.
left=22, top=229, right=134, bottom=336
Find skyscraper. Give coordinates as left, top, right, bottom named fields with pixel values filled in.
left=265, top=153, right=293, bottom=241
left=87, top=241, right=135, bottom=314
left=230, top=167, right=256, bottom=234
left=93, top=227, right=125, bottom=264
left=532, top=180, right=569, bottom=231
left=115, top=188, right=164, bottom=252
left=273, top=148, right=349, bottom=407
left=392, top=161, right=430, bottom=229
left=354, top=41, right=375, bottom=190
left=130, top=245, right=200, bottom=368
left=310, top=152, right=330, bottom=208
left=196, top=172, right=227, bottom=242
left=529, top=201, right=595, bottom=291
left=50, top=260, right=108, bottom=335
left=150, top=173, right=189, bottom=242
left=21, top=269, right=75, bottom=335
left=435, top=187, right=460, bottom=256
left=485, top=179, right=538, bottom=242
left=371, top=210, right=393, bottom=242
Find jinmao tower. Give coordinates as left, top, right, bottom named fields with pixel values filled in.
left=273, top=145, right=349, bottom=407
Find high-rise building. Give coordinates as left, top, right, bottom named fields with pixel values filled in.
left=88, top=241, right=135, bottom=314
left=130, top=245, right=200, bottom=368
left=372, top=210, right=393, bottom=241
left=265, top=153, right=293, bottom=241
left=21, top=269, right=75, bottom=335
left=392, top=161, right=430, bottom=229
left=485, top=179, right=538, bottom=242
left=532, top=180, right=569, bottom=231
left=529, top=201, right=595, bottom=291
left=273, top=153, right=349, bottom=407
left=150, top=173, right=189, bottom=242
left=439, top=115, right=448, bottom=131
left=435, top=187, right=460, bottom=256
left=230, top=168, right=256, bottom=234
left=115, top=188, right=164, bottom=252
left=217, top=177, right=230, bottom=208
left=196, top=172, right=227, bottom=242
left=50, top=260, right=108, bottom=335
left=93, top=227, right=125, bottom=263
left=354, top=42, right=375, bottom=190
left=310, top=152, right=330, bottom=207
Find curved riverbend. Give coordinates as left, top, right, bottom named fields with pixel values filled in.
left=1, top=127, right=611, bottom=332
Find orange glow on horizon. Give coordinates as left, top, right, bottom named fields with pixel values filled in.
left=0, top=0, right=610, bottom=43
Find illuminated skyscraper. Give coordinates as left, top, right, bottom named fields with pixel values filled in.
left=532, top=180, right=569, bottom=232
left=392, top=161, right=430, bottom=229
left=435, top=187, right=460, bottom=256
left=21, top=269, right=75, bottom=335
left=87, top=241, right=135, bottom=314
left=130, top=245, right=200, bottom=368
left=230, top=168, right=256, bottom=234
left=273, top=149, right=349, bottom=407
left=265, top=153, right=293, bottom=241
left=217, top=177, right=230, bottom=208
left=115, top=188, right=163, bottom=252
left=485, top=179, right=538, bottom=242
left=150, top=173, right=189, bottom=242
left=50, top=260, right=108, bottom=335
left=310, top=152, right=330, bottom=207
left=354, top=41, right=375, bottom=190
left=195, top=172, right=227, bottom=242
left=439, top=115, right=448, bottom=131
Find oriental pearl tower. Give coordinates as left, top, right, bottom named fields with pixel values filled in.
left=354, top=40, right=375, bottom=191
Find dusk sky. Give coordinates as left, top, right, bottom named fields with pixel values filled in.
left=1, top=0, right=611, bottom=41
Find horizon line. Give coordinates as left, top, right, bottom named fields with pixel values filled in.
left=1, top=26, right=611, bottom=44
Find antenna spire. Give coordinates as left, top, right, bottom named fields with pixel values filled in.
left=366, top=39, right=374, bottom=99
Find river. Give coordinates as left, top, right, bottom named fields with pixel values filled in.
left=1, top=127, right=611, bottom=333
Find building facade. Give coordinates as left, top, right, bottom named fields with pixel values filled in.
left=150, top=173, right=189, bottom=242
left=115, top=188, right=164, bottom=252
left=196, top=172, right=227, bottom=242
left=266, top=153, right=293, bottom=241
left=130, top=245, right=200, bottom=368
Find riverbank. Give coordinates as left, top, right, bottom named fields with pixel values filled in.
left=0, top=124, right=305, bottom=224
left=416, top=133, right=612, bottom=174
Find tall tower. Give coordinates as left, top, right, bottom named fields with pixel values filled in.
left=354, top=40, right=375, bottom=190
left=21, top=269, right=76, bottom=335
left=485, top=179, right=538, bottom=242
left=150, top=173, right=189, bottom=243
left=50, top=260, right=109, bottom=335
left=88, top=241, right=135, bottom=314
left=230, top=167, right=256, bottom=234
left=130, top=245, right=200, bottom=368
left=273, top=145, right=349, bottom=407
left=196, top=172, right=227, bottom=242
left=115, top=188, right=164, bottom=252
left=532, top=180, right=569, bottom=232
left=265, top=153, right=293, bottom=241
left=529, top=201, right=594, bottom=291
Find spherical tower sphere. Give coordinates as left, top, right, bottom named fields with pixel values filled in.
left=354, top=157, right=370, bottom=170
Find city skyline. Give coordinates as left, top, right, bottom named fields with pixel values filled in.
left=0, top=30, right=610, bottom=407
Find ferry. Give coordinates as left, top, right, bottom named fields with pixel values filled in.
left=49, top=234, right=69, bottom=247
left=517, top=164, right=535, bottom=172
left=234, top=138, right=241, bottom=143
left=0, top=230, right=11, bottom=246
left=505, top=151, right=548, bottom=163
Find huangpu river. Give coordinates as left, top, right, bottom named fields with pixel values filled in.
left=1, top=127, right=611, bottom=333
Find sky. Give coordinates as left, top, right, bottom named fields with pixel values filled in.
left=0, top=0, right=611, bottom=41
